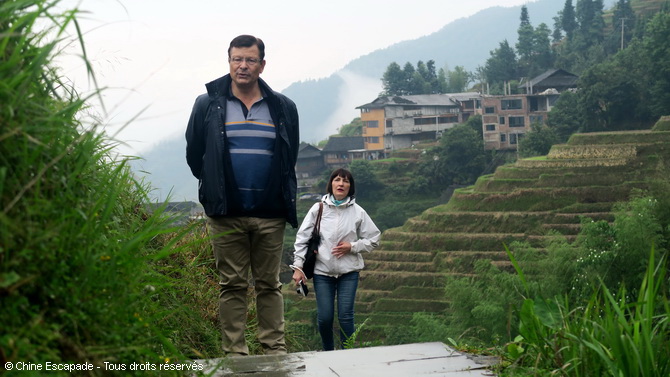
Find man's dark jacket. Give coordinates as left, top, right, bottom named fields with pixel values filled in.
left=185, top=74, right=299, bottom=228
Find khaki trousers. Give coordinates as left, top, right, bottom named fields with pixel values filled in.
left=208, top=216, right=287, bottom=355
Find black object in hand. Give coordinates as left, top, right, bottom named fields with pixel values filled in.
left=296, top=280, right=309, bottom=296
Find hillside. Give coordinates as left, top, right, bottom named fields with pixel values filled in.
left=283, top=121, right=670, bottom=344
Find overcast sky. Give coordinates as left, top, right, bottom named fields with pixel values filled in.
left=59, top=0, right=532, bottom=155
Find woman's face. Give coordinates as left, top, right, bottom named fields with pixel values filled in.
left=331, top=175, right=351, bottom=201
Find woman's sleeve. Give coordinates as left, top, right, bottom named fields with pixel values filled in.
left=350, top=207, right=381, bottom=254
left=292, top=203, right=319, bottom=267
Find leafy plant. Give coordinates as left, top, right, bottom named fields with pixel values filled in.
left=507, top=248, right=670, bottom=376
left=342, top=318, right=370, bottom=350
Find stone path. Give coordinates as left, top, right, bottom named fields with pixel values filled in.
left=194, top=342, right=498, bottom=376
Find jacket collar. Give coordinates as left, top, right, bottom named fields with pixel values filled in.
left=323, top=194, right=355, bottom=207
left=205, top=74, right=275, bottom=100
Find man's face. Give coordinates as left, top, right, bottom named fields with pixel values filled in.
left=228, top=45, right=265, bottom=88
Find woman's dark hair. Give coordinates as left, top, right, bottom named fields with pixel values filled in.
left=228, top=35, right=265, bottom=60
left=326, top=168, right=355, bottom=198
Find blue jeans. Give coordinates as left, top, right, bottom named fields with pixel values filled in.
left=313, top=271, right=360, bottom=351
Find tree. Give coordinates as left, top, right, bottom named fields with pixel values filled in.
left=552, top=14, right=564, bottom=43
left=438, top=124, right=487, bottom=185
left=348, top=160, right=383, bottom=200
left=533, top=23, right=554, bottom=75
left=518, top=123, right=559, bottom=157
left=592, top=0, right=606, bottom=41
left=561, top=0, right=577, bottom=40
left=464, top=114, right=483, bottom=139
left=381, top=62, right=406, bottom=96
left=426, top=60, right=441, bottom=93
left=608, top=0, right=636, bottom=53
left=483, top=40, right=518, bottom=91
left=642, top=12, right=670, bottom=119
left=574, top=0, right=604, bottom=50
left=446, top=66, right=472, bottom=93
left=338, top=118, right=363, bottom=137
left=381, top=60, right=449, bottom=95
left=516, top=6, right=536, bottom=77
left=578, top=58, right=640, bottom=132
left=546, top=91, right=582, bottom=142
left=409, top=61, right=431, bottom=95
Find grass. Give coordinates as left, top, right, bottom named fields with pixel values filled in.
left=0, top=1, right=224, bottom=373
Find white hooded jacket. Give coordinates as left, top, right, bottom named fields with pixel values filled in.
left=293, top=195, right=381, bottom=277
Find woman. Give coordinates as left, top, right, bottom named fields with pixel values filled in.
left=292, top=168, right=381, bottom=351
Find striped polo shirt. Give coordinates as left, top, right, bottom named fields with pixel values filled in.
left=225, top=96, right=276, bottom=211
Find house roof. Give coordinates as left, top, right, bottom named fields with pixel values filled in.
left=356, top=94, right=460, bottom=109
left=519, top=69, right=578, bottom=91
left=298, top=142, right=322, bottom=159
left=322, top=137, right=364, bottom=152
left=448, top=92, right=482, bottom=102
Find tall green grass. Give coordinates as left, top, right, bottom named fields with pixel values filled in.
left=507, top=248, right=669, bottom=376
left=0, top=1, right=220, bottom=373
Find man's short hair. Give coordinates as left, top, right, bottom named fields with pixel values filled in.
left=228, top=35, right=265, bottom=60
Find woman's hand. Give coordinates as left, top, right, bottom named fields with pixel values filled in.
left=332, top=241, right=352, bottom=259
left=292, top=269, right=306, bottom=286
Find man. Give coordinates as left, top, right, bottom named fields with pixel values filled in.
left=185, top=35, right=299, bottom=356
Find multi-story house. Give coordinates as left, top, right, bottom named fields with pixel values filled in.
left=356, top=93, right=482, bottom=155
left=482, top=69, right=578, bottom=150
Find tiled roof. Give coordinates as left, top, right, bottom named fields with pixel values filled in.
left=520, top=69, right=578, bottom=90
left=322, top=137, right=364, bottom=152
left=298, top=142, right=322, bottom=158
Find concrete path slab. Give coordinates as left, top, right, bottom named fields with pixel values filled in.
left=194, top=342, right=498, bottom=376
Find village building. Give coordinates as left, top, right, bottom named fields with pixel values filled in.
left=481, top=69, right=578, bottom=150
left=295, top=142, right=325, bottom=182
left=356, top=93, right=482, bottom=154
left=320, top=136, right=367, bottom=169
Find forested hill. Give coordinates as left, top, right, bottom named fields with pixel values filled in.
left=281, top=0, right=615, bottom=143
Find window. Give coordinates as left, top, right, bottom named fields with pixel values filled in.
left=509, top=116, right=525, bottom=127
left=510, top=133, right=525, bottom=145
left=501, top=99, right=523, bottom=110
left=499, top=116, right=505, bottom=125
left=414, top=118, right=437, bottom=125
left=485, top=106, right=495, bottom=114
left=500, top=134, right=507, bottom=142
left=530, top=115, right=543, bottom=124
left=386, top=119, right=393, bottom=128
left=366, top=120, right=379, bottom=128
left=370, top=136, right=379, bottom=143
left=485, top=124, right=496, bottom=131
left=438, top=115, right=458, bottom=124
